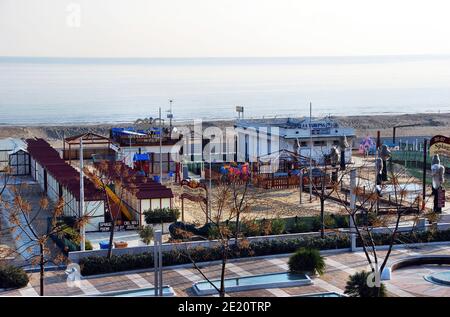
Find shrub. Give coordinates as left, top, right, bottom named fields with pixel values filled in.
left=144, top=208, right=180, bottom=224
left=311, top=218, right=321, bottom=232
left=289, top=221, right=310, bottom=233
left=344, top=271, right=387, bottom=297
left=288, top=248, right=326, bottom=275
left=270, top=219, right=285, bottom=235
left=242, top=220, right=260, bottom=237
left=139, top=226, right=154, bottom=245
left=333, top=215, right=350, bottom=228
left=0, top=265, right=29, bottom=289
left=323, top=214, right=336, bottom=229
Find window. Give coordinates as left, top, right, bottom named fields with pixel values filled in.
left=333, top=140, right=340, bottom=146
left=314, top=141, right=326, bottom=147
left=300, top=141, right=308, bottom=147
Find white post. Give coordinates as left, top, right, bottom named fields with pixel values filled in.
left=299, top=169, right=303, bottom=205
left=153, top=231, right=159, bottom=296
left=159, top=107, right=163, bottom=183
left=79, top=138, right=85, bottom=251
left=349, top=169, right=357, bottom=252
left=209, top=144, right=212, bottom=222
left=155, top=230, right=163, bottom=296
left=309, top=102, right=313, bottom=203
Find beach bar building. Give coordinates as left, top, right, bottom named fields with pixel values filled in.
left=109, top=127, right=181, bottom=176
left=27, top=138, right=105, bottom=231
left=234, top=117, right=355, bottom=167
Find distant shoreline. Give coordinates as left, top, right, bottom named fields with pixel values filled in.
left=0, top=111, right=448, bottom=128
left=1, top=112, right=449, bottom=143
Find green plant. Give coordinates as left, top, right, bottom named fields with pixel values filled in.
left=144, top=208, right=180, bottom=224
left=323, top=214, right=336, bottom=229
left=333, top=215, right=350, bottom=228
left=0, top=265, right=29, bottom=289
left=288, top=248, right=326, bottom=275
left=270, top=219, right=286, bottom=235
left=289, top=221, right=310, bottom=233
left=311, top=217, right=322, bottom=232
left=139, top=226, right=154, bottom=245
left=344, top=271, right=387, bottom=297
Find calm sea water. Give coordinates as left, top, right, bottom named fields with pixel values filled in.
left=1, top=56, right=450, bottom=125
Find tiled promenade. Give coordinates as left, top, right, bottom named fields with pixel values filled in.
left=1, top=244, right=449, bottom=297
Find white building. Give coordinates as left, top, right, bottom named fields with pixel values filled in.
left=235, top=117, right=355, bottom=167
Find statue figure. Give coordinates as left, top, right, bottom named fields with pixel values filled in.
left=329, top=146, right=340, bottom=182
left=330, top=146, right=340, bottom=167
left=339, top=135, right=349, bottom=170
left=380, top=144, right=392, bottom=181
left=431, top=154, right=446, bottom=213
left=375, top=157, right=383, bottom=196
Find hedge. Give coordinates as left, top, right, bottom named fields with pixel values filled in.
left=173, top=214, right=350, bottom=240
left=144, top=208, right=180, bottom=224
left=357, top=229, right=450, bottom=247
left=79, top=234, right=350, bottom=276
left=79, top=228, right=450, bottom=276
left=0, top=265, right=29, bottom=289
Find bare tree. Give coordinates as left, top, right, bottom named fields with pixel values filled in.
left=90, top=160, right=138, bottom=259
left=174, top=165, right=254, bottom=297
left=0, top=176, right=93, bottom=296
left=335, top=163, right=425, bottom=296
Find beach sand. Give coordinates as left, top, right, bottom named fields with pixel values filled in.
left=0, top=113, right=449, bottom=146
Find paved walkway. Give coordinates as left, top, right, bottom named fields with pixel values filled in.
left=1, top=244, right=450, bottom=297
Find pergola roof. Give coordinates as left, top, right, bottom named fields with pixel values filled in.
left=64, top=132, right=113, bottom=145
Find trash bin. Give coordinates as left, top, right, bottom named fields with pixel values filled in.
left=99, top=241, right=110, bottom=250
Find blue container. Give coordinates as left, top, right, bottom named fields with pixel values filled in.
left=153, top=175, right=161, bottom=183
left=99, top=241, right=110, bottom=250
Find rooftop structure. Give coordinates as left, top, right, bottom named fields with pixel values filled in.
left=234, top=116, right=356, bottom=166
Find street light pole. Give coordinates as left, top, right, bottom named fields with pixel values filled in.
left=79, top=137, right=85, bottom=251
left=209, top=142, right=212, bottom=222
left=159, top=107, right=163, bottom=183
left=309, top=102, right=313, bottom=203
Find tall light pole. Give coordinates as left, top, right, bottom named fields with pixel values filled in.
left=309, top=102, right=313, bottom=203
left=167, top=100, right=173, bottom=137
left=208, top=140, right=212, bottom=222
left=79, top=137, right=85, bottom=251
left=159, top=107, right=163, bottom=183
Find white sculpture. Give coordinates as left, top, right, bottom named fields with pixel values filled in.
left=431, top=154, right=445, bottom=190
left=431, top=154, right=445, bottom=213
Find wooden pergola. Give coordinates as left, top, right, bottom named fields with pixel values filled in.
left=63, top=132, right=117, bottom=164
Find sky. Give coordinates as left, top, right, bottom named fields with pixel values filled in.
left=1, top=0, right=450, bottom=58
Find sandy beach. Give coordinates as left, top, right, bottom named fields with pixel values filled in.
left=0, top=113, right=449, bottom=145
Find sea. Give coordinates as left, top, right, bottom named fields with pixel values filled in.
left=1, top=55, right=450, bottom=125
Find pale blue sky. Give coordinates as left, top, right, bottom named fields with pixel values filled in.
left=1, top=0, right=450, bottom=57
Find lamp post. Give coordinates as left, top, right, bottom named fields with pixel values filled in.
left=159, top=107, right=163, bottom=183
left=79, top=137, right=85, bottom=251
left=153, top=230, right=163, bottom=296
left=309, top=102, right=313, bottom=203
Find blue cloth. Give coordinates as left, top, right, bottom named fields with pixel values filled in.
left=133, top=153, right=150, bottom=161
left=99, top=241, right=110, bottom=249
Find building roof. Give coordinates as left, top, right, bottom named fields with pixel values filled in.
left=26, top=138, right=103, bottom=201
left=94, top=160, right=173, bottom=199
